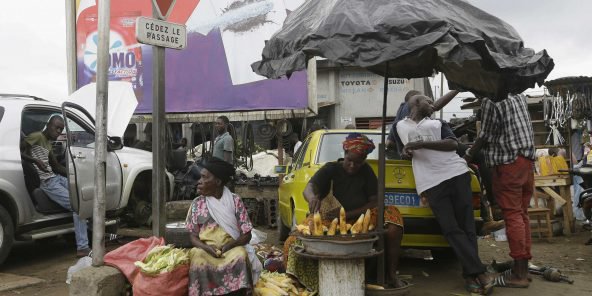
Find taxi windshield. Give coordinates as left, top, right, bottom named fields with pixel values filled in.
left=316, top=133, right=382, bottom=163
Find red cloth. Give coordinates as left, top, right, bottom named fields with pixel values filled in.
left=132, top=264, right=189, bottom=296
left=492, top=156, right=533, bottom=260
left=104, top=236, right=165, bottom=283
left=105, top=236, right=189, bottom=296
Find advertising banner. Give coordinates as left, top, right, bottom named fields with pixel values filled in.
left=75, top=0, right=307, bottom=114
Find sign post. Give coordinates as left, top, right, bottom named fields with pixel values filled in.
left=139, top=0, right=186, bottom=237
left=92, top=0, right=110, bottom=266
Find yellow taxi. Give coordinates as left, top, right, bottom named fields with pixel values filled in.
left=276, top=129, right=482, bottom=253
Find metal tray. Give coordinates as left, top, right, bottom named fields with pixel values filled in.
left=293, top=231, right=382, bottom=241
left=298, top=234, right=378, bottom=256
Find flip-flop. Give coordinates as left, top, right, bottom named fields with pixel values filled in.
left=476, top=275, right=495, bottom=295
left=464, top=279, right=483, bottom=294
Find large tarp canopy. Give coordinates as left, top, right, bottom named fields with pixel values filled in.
left=252, top=0, right=554, bottom=100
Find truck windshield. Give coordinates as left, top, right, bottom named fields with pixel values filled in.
left=317, top=133, right=382, bottom=163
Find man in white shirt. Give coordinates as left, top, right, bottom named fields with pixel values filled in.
left=396, top=95, right=494, bottom=294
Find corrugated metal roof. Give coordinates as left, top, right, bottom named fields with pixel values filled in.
left=130, top=109, right=315, bottom=123
left=545, top=76, right=592, bottom=96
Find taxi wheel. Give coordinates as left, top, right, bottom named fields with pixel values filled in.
left=278, top=215, right=291, bottom=242
left=278, top=202, right=294, bottom=242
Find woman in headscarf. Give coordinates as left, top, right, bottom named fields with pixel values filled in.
left=185, top=157, right=262, bottom=296
left=285, top=133, right=405, bottom=289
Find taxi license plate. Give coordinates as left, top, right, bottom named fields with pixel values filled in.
left=384, top=192, right=420, bottom=207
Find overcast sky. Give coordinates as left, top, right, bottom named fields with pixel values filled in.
left=0, top=1, right=591, bottom=105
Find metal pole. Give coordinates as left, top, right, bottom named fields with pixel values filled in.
left=302, top=108, right=308, bottom=139
left=376, top=62, right=389, bottom=285
left=152, top=3, right=167, bottom=237
left=65, top=0, right=77, bottom=95
left=92, top=0, right=110, bottom=266
left=439, top=73, right=444, bottom=119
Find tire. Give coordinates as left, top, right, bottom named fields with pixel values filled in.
left=431, top=248, right=456, bottom=260
left=0, top=204, right=15, bottom=265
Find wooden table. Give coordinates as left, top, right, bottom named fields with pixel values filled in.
left=534, top=175, right=574, bottom=235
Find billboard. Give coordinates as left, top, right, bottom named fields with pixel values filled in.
left=75, top=0, right=307, bottom=113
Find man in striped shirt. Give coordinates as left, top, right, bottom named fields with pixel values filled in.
left=21, top=115, right=90, bottom=257
left=465, top=94, right=535, bottom=289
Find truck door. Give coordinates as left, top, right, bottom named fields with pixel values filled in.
left=61, top=102, right=123, bottom=219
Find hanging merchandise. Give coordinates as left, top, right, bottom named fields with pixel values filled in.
left=545, top=94, right=569, bottom=145
left=257, top=112, right=277, bottom=140
left=240, top=122, right=255, bottom=171
left=190, top=122, right=209, bottom=159
left=545, top=76, right=592, bottom=120
left=571, top=93, right=586, bottom=120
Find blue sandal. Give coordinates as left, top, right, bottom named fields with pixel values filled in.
left=465, top=279, right=483, bottom=294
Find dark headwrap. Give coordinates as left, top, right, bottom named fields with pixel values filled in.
left=201, top=157, right=235, bottom=184
left=343, top=133, right=375, bottom=155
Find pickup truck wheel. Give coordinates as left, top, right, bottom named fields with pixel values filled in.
left=0, top=204, right=15, bottom=265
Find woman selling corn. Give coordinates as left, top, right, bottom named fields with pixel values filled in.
left=285, top=133, right=405, bottom=289
left=185, top=157, right=262, bottom=296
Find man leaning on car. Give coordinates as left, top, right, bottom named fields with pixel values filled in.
left=20, top=115, right=91, bottom=257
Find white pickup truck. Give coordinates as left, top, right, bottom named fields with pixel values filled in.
left=0, top=95, right=173, bottom=265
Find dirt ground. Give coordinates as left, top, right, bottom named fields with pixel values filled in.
left=0, top=226, right=590, bottom=296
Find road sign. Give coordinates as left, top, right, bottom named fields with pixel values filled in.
left=136, top=17, right=187, bottom=50
left=152, top=0, right=176, bottom=20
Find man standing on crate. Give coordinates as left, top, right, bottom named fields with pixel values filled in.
left=465, top=93, right=536, bottom=289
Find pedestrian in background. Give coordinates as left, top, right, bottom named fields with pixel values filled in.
left=213, top=116, right=234, bottom=164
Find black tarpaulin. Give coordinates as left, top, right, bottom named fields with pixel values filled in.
left=252, top=0, right=554, bottom=100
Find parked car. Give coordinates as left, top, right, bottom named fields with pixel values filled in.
left=276, top=129, right=482, bottom=253
left=0, top=95, right=173, bottom=265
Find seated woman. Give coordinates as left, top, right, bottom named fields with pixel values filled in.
left=286, top=133, right=404, bottom=289
left=186, top=157, right=262, bottom=296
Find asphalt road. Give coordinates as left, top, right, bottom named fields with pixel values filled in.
left=0, top=228, right=590, bottom=295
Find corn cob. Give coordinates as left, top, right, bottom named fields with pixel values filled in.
left=254, top=287, right=282, bottom=296
left=350, top=213, right=365, bottom=234
left=366, top=284, right=385, bottom=290
left=313, top=212, right=324, bottom=236
left=327, top=218, right=338, bottom=235
left=362, top=209, right=371, bottom=233
left=264, top=282, right=289, bottom=296
left=339, top=207, right=347, bottom=234
left=308, top=219, right=315, bottom=236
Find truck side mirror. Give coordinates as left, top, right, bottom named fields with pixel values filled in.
left=107, top=136, right=124, bottom=151
left=274, top=165, right=287, bottom=174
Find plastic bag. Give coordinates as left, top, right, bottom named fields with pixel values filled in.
left=66, top=256, right=92, bottom=284
left=250, top=228, right=268, bottom=245
left=132, top=264, right=189, bottom=296
left=104, top=236, right=165, bottom=283
left=493, top=228, right=507, bottom=242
